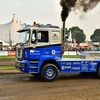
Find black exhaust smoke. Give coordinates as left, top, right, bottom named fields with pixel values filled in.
left=60, top=0, right=100, bottom=54
left=60, top=0, right=100, bottom=22
left=60, top=0, right=77, bottom=22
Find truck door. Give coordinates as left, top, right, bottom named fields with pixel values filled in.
left=29, top=30, right=50, bottom=60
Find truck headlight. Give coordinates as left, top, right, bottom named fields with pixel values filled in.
left=21, top=64, right=27, bottom=67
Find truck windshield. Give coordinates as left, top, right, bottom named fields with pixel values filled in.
left=17, top=30, right=30, bottom=43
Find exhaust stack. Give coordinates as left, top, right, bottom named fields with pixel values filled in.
left=61, top=21, right=65, bottom=55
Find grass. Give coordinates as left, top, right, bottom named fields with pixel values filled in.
left=0, top=55, right=80, bottom=70
left=0, top=55, right=80, bottom=59
left=0, top=66, right=15, bottom=70
left=62, top=55, right=80, bottom=58
left=0, top=56, right=16, bottom=59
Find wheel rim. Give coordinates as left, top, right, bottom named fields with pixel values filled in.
left=46, top=68, right=55, bottom=79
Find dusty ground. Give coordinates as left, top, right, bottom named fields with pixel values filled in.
left=0, top=71, right=100, bottom=100
left=0, top=60, right=100, bottom=100
left=0, top=59, right=15, bottom=66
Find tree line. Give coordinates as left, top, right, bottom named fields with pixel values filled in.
left=65, top=26, right=100, bottom=43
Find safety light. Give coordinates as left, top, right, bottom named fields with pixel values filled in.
left=33, top=22, right=36, bottom=25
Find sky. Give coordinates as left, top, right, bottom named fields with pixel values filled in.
left=0, top=0, right=100, bottom=41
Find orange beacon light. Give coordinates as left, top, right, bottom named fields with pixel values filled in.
left=33, top=22, right=36, bottom=25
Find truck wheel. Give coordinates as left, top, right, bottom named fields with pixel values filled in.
left=96, top=64, right=100, bottom=78
left=40, top=64, right=58, bottom=82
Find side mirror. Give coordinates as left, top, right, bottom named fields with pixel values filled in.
left=37, top=33, right=41, bottom=40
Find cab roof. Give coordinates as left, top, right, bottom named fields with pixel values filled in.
left=17, top=24, right=60, bottom=32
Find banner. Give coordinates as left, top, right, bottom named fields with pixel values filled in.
left=0, top=51, right=8, bottom=56
left=8, top=51, right=15, bottom=56
left=64, top=51, right=81, bottom=55
left=64, top=51, right=76, bottom=55
left=0, top=51, right=15, bottom=56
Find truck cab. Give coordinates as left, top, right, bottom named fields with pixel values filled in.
left=15, top=24, right=62, bottom=81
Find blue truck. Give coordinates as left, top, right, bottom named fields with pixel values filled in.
left=15, top=23, right=100, bottom=82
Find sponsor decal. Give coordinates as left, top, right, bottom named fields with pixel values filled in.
left=30, top=50, right=40, bottom=53
left=81, top=61, right=89, bottom=71
left=61, top=62, right=67, bottom=64
left=61, top=62, right=71, bottom=65
left=81, top=61, right=83, bottom=64
left=90, top=66, right=96, bottom=71
left=52, top=50, right=61, bottom=55
left=65, top=66, right=71, bottom=69
left=85, top=61, right=89, bottom=64
left=72, top=67, right=80, bottom=70
left=52, top=50, right=56, bottom=55
left=66, top=62, right=71, bottom=65
left=61, top=66, right=71, bottom=70
left=81, top=63, right=89, bottom=66
left=90, top=61, right=97, bottom=71
left=55, top=57, right=60, bottom=60
left=30, top=50, right=40, bottom=55
left=30, top=50, right=34, bottom=53
left=90, top=61, right=97, bottom=66
left=82, top=66, right=88, bottom=71
left=81, top=61, right=89, bottom=66
left=73, top=62, right=80, bottom=65
left=81, top=61, right=89, bottom=64
left=62, top=66, right=64, bottom=70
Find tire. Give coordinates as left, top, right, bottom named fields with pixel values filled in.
left=96, top=64, right=100, bottom=78
left=40, top=64, right=58, bottom=82
left=31, top=73, right=40, bottom=77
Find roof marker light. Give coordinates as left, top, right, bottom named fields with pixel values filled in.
left=33, top=22, right=36, bottom=25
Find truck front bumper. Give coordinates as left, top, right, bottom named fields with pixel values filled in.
left=15, top=59, right=38, bottom=73
left=15, top=59, right=30, bottom=73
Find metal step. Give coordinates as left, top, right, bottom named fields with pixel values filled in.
left=30, top=61, right=39, bottom=64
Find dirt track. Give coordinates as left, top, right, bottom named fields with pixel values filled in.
left=0, top=59, right=15, bottom=66
left=0, top=71, right=100, bottom=100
